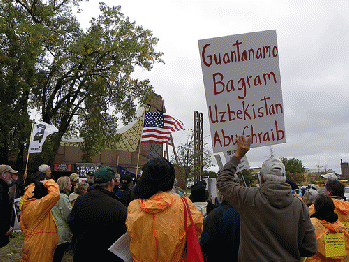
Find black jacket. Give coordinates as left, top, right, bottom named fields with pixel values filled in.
left=68, top=187, right=127, bottom=261
left=0, top=178, right=11, bottom=248
left=200, top=201, right=240, bottom=261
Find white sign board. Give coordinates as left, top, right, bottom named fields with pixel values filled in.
left=198, top=30, right=286, bottom=153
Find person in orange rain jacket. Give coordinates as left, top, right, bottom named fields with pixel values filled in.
left=309, top=180, right=349, bottom=229
left=126, top=157, right=203, bottom=262
left=20, top=179, right=60, bottom=262
left=307, top=194, right=349, bottom=262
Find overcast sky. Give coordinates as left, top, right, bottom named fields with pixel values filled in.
left=75, top=0, right=349, bottom=174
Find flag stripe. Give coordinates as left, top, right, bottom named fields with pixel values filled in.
left=141, top=112, right=184, bottom=145
left=142, top=128, right=171, bottom=135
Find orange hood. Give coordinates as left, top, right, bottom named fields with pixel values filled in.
left=333, top=199, right=349, bottom=215
left=138, top=191, right=174, bottom=214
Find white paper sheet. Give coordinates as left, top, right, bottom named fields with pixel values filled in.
left=108, top=233, right=133, bottom=262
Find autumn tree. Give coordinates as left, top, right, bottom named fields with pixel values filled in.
left=1, top=0, right=163, bottom=167
left=236, top=169, right=258, bottom=187
left=281, top=157, right=306, bottom=184
left=171, top=131, right=213, bottom=189
left=0, top=0, right=40, bottom=169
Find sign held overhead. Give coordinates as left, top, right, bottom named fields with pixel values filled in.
left=198, top=30, right=286, bottom=153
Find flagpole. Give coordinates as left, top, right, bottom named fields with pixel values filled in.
left=24, top=120, right=35, bottom=180
left=135, top=142, right=141, bottom=176
left=116, top=155, right=120, bottom=173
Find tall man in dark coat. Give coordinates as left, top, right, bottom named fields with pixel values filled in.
left=68, top=166, right=127, bottom=262
left=0, top=165, right=18, bottom=248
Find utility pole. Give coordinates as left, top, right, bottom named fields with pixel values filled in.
left=194, top=111, right=203, bottom=183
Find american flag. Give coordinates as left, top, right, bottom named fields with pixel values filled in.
left=141, top=112, right=184, bottom=145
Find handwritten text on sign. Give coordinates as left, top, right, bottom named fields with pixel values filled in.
left=198, top=30, right=286, bottom=153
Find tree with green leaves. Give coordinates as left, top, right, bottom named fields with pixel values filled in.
left=1, top=0, right=163, bottom=167
left=281, top=157, right=306, bottom=184
left=171, top=131, right=213, bottom=189
left=236, top=169, right=257, bottom=187
left=0, top=0, right=39, bottom=169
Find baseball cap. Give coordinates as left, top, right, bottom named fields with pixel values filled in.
left=261, top=158, right=286, bottom=177
left=70, top=173, right=79, bottom=182
left=321, top=173, right=338, bottom=180
left=0, top=165, right=18, bottom=174
left=94, top=166, right=116, bottom=184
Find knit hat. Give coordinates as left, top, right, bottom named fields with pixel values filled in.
left=133, top=157, right=175, bottom=199
left=261, top=158, right=286, bottom=177
left=94, top=166, right=116, bottom=184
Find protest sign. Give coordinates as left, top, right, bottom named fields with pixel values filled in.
left=198, top=30, right=286, bottom=153
left=28, top=122, right=58, bottom=153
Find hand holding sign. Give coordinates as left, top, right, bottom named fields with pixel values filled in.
left=234, top=136, right=251, bottom=159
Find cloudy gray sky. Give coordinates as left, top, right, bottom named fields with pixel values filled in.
left=76, top=0, right=349, bottom=174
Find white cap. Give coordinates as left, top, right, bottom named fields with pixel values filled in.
left=261, top=158, right=286, bottom=177
left=321, top=173, right=338, bottom=181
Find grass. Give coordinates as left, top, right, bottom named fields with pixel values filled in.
left=0, top=231, right=73, bottom=262
left=0, top=231, right=23, bottom=262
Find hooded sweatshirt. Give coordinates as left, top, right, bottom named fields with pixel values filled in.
left=217, top=156, right=318, bottom=262
left=307, top=218, right=349, bottom=262
left=126, top=191, right=203, bottom=262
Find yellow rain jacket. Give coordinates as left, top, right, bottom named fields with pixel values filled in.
left=309, top=199, right=349, bottom=229
left=307, top=218, right=349, bottom=262
left=20, top=179, right=60, bottom=262
left=126, top=191, right=203, bottom=262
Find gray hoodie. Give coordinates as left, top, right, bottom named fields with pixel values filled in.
left=217, top=156, right=317, bottom=262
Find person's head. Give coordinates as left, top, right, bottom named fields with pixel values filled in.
left=74, top=181, right=89, bottom=195
left=70, top=173, right=79, bottom=186
left=39, top=164, right=51, bottom=179
left=26, top=171, right=46, bottom=186
left=86, top=172, right=94, bottom=185
left=325, top=179, right=345, bottom=198
left=302, top=189, right=319, bottom=206
left=120, top=174, right=132, bottom=190
left=133, top=157, right=175, bottom=199
left=94, top=166, right=117, bottom=192
left=260, top=158, right=286, bottom=184
left=311, top=194, right=338, bottom=223
left=32, top=180, right=48, bottom=199
left=190, top=183, right=207, bottom=202
left=322, top=173, right=338, bottom=185
left=57, top=176, right=71, bottom=193
left=0, top=165, right=18, bottom=185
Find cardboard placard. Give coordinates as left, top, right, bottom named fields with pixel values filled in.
left=198, top=30, right=286, bottom=153
left=324, top=233, right=346, bottom=258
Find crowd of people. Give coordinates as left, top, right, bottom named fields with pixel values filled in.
left=1, top=136, right=349, bottom=261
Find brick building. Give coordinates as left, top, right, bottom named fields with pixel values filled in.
left=52, top=94, right=166, bottom=179
left=341, top=159, right=349, bottom=179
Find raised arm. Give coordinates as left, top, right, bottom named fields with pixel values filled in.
left=216, top=136, right=251, bottom=210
